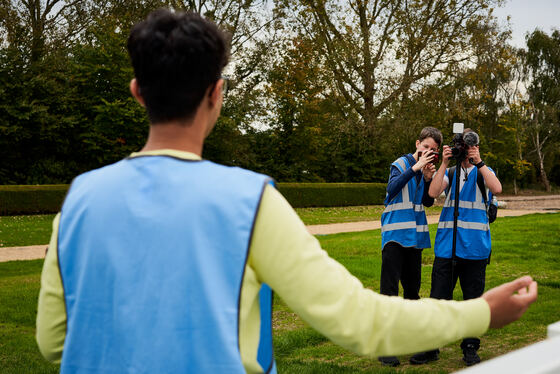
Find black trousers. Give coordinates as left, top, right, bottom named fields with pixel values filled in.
left=380, top=242, right=423, bottom=300
left=430, top=256, right=488, bottom=350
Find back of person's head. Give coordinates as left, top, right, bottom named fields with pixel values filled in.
left=127, top=9, right=229, bottom=124
left=418, top=127, right=442, bottom=147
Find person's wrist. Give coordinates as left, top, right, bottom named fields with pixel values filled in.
left=475, top=160, right=485, bottom=169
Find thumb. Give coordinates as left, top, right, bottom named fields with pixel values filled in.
left=505, top=276, right=533, bottom=293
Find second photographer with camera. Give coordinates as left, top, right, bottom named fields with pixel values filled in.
left=410, top=128, right=502, bottom=367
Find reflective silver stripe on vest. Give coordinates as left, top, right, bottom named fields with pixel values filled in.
left=443, top=200, right=487, bottom=211
left=381, top=221, right=417, bottom=232
left=383, top=202, right=418, bottom=213
left=402, top=178, right=410, bottom=204
left=395, top=158, right=407, bottom=173
left=437, top=220, right=489, bottom=231
left=416, top=225, right=429, bottom=232
left=383, top=157, right=413, bottom=215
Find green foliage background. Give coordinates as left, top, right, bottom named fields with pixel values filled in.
left=0, top=1, right=558, bottom=188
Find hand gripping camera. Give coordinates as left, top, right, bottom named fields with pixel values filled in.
left=450, top=123, right=479, bottom=161
left=418, top=150, right=439, bottom=164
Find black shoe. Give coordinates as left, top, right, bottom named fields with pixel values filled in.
left=378, top=356, right=400, bottom=367
left=463, top=345, right=481, bottom=366
left=409, top=350, right=440, bottom=365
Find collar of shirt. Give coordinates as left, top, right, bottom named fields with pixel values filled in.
left=129, top=149, right=202, bottom=161
left=462, top=164, right=475, bottom=175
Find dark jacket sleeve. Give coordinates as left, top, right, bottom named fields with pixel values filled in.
left=422, top=179, right=435, bottom=207
left=386, top=166, right=416, bottom=203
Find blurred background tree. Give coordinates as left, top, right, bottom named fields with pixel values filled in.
left=0, top=0, right=558, bottom=190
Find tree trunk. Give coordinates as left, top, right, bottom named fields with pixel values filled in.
left=534, top=132, right=551, bottom=192
left=513, top=179, right=518, bottom=195
left=538, top=159, right=551, bottom=192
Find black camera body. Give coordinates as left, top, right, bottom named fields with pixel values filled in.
left=450, top=133, right=467, bottom=160
left=450, top=131, right=479, bottom=161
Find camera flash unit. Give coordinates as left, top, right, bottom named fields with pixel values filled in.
left=453, top=122, right=464, bottom=134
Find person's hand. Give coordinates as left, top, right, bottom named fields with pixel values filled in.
left=422, top=163, right=436, bottom=181
left=482, top=276, right=538, bottom=329
left=413, top=150, right=435, bottom=172
left=441, top=145, right=452, bottom=165
left=468, top=146, right=482, bottom=165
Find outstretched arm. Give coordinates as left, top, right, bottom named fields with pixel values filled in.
left=249, top=186, right=538, bottom=357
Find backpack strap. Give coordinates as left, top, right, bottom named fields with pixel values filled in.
left=445, top=166, right=456, bottom=196
left=476, top=169, right=488, bottom=204
left=476, top=169, right=493, bottom=265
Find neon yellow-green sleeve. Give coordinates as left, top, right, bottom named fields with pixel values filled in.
left=248, top=185, right=490, bottom=357
left=36, top=213, right=66, bottom=363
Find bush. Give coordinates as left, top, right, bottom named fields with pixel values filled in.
left=276, top=183, right=386, bottom=208
left=0, top=183, right=387, bottom=215
left=0, top=185, right=69, bottom=215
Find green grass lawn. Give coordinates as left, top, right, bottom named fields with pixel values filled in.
left=0, top=213, right=558, bottom=373
left=295, top=205, right=442, bottom=225
left=0, top=260, right=59, bottom=373
left=0, top=214, right=56, bottom=247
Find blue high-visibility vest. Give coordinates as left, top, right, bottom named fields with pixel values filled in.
left=434, top=167, right=492, bottom=260
left=57, top=155, right=276, bottom=373
left=381, top=156, right=431, bottom=249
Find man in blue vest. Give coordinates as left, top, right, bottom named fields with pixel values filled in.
left=378, top=127, right=441, bottom=366
left=410, top=129, right=502, bottom=366
left=36, top=9, right=537, bottom=373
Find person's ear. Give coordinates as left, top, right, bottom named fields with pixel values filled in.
left=415, top=140, right=420, bottom=150
left=130, top=79, right=145, bottom=107
left=208, top=79, right=223, bottom=107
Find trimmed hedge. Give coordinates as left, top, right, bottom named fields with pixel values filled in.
left=276, top=183, right=386, bottom=208
left=0, top=185, right=69, bottom=215
left=0, top=183, right=387, bottom=215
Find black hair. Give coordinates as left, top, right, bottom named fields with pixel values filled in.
left=127, top=9, right=229, bottom=123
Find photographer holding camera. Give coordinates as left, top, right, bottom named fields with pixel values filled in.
left=377, top=127, right=441, bottom=366
left=410, top=128, right=502, bottom=367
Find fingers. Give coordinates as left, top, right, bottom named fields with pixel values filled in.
left=506, top=276, right=534, bottom=292
left=442, top=146, right=452, bottom=160
left=517, top=281, right=538, bottom=304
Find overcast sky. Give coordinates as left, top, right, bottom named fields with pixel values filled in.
left=493, top=0, right=560, bottom=48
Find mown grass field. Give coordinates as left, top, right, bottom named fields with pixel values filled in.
left=0, top=212, right=558, bottom=373
left=0, top=214, right=56, bottom=247
left=295, top=205, right=443, bottom=225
